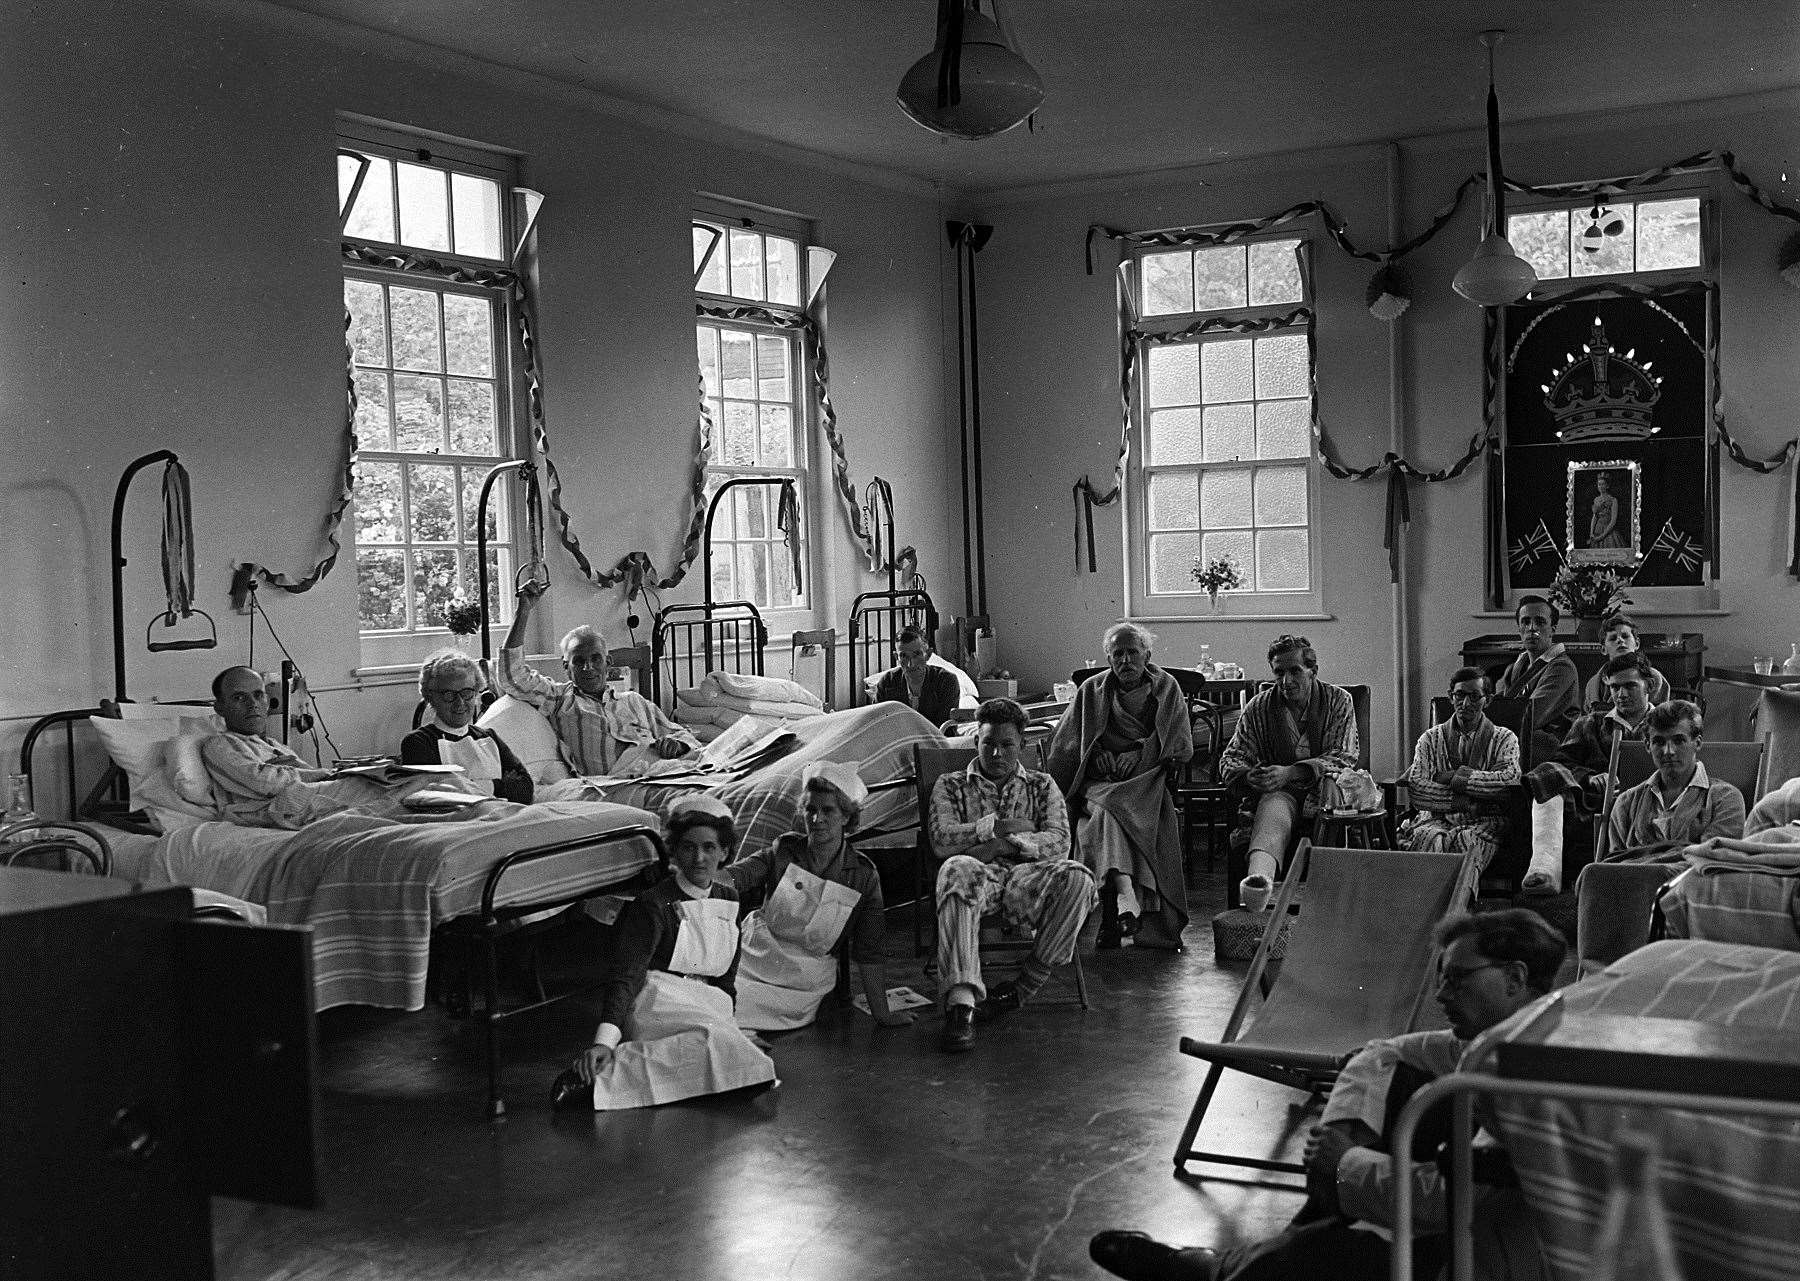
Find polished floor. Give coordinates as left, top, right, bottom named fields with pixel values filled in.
left=214, top=867, right=1330, bottom=1281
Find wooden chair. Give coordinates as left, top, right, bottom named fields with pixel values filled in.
left=1172, top=840, right=1479, bottom=1180
left=911, top=742, right=1088, bottom=1008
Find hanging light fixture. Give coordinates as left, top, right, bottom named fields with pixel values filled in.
left=1452, top=30, right=1538, bottom=307
left=896, top=0, right=1042, bottom=141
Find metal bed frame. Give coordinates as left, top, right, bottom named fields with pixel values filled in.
left=20, top=707, right=665, bottom=1120
left=847, top=588, right=940, bottom=708
left=651, top=601, right=768, bottom=709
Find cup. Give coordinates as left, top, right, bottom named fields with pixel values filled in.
left=1052, top=681, right=1077, bottom=703
left=1754, top=656, right=1775, bottom=676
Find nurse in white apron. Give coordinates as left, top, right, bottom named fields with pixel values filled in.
left=726, top=761, right=916, bottom=1032
left=401, top=649, right=534, bottom=803
left=550, top=795, right=776, bottom=1111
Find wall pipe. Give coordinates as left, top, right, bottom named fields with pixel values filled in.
left=110, top=449, right=179, bottom=704
left=1387, top=143, right=1413, bottom=764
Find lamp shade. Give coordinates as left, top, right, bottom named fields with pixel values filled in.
left=896, top=7, right=1042, bottom=140
left=1452, top=232, right=1538, bottom=306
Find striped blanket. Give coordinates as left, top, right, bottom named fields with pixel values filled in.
left=125, top=801, right=660, bottom=1011
left=1472, top=940, right=1800, bottom=1281
left=539, top=701, right=942, bottom=855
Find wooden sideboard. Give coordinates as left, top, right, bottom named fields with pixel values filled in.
left=1460, top=632, right=1706, bottom=699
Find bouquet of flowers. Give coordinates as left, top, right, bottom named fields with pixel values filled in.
left=1547, top=562, right=1634, bottom=620
left=442, top=596, right=484, bottom=637
left=1190, top=554, right=1245, bottom=603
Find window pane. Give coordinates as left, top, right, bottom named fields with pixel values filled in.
left=1141, top=251, right=1193, bottom=316
left=353, top=460, right=403, bottom=543
left=345, top=279, right=388, bottom=366
left=389, top=288, right=443, bottom=372
left=413, top=548, right=459, bottom=629
left=344, top=158, right=395, bottom=242
left=393, top=375, right=446, bottom=452
left=353, top=370, right=392, bottom=448
left=757, top=334, right=790, bottom=401
left=1148, top=532, right=1200, bottom=594
left=737, top=543, right=768, bottom=606
left=1147, top=472, right=1198, bottom=530
left=1256, top=528, right=1310, bottom=591
left=728, top=228, right=765, bottom=301
left=1201, top=469, right=1252, bottom=528
left=1201, top=531, right=1253, bottom=584
left=766, top=236, right=801, bottom=306
left=769, top=541, right=796, bottom=604
left=695, top=225, right=728, bottom=294
left=1147, top=408, right=1204, bottom=465
left=759, top=406, right=793, bottom=466
left=1254, top=334, right=1309, bottom=400
left=704, top=397, right=723, bottom=442
left=409, top=463, right=457, bottom=542
left=1146, top=344, right=1199, bottom=407
left=447, top=379, right=496, bottom=455
left=707, top=477, right=736, bottom=538
left=1635, top=198, right=1701, bottom=270
left=450, top=172, right=502, bottom=259
left=720, top=330, right=754, bottom=398
left=461, top=467, right=504, bottom=544
left=1571, top=203, right=1635, bottom=276
left=356, top=549, right=406, bottom=629
left=721, top=402, right=757, bottom=466
left=442, top=294, right=493, bottom=377
left=1253, top=466, right=1308, bottom=526
left=1202, top=404, right=1254, bottom=462
left=1248, top=240, right=1303, bottom=305
left=711, top=552, right=735, bottom=602
left=696, top=327, right=720, bottom=398
left=395, top=161, right=450, bottom=252
left=470, top=547, right=510, bottom=621
left=735, top=484, right=768, bottom=539
left=1256, top=399, right=1311, bottom=459
left=1508, top=210, right=1569, bottom=281
left=1201, top=339, right=1253, bottom=403
left=1193, top=245, right=1247, bottom=310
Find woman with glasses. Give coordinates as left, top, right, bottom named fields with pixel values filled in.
left=401, top=648, right=534, bottom=803
left=1395, top=667, right=1520, bottom=872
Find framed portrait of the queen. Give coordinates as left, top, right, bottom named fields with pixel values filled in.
left=1566, top=458, right=1640, bottom=565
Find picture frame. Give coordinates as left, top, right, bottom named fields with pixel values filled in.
left=1566, top=458, right=1641, bottom=565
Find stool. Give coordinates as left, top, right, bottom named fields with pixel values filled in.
left=1312, top=808, right=1391, bottom=849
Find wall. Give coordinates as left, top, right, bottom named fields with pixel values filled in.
left=974, top=89, right=1800, bottom=773
left=0, top=0, right=964, bottom=783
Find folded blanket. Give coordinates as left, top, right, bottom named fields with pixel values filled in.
left=673, top=703, right=722, bottom=726
left=708, top=670, right=821, bottom=707
left=1684, top=829, right=1800, bottom=875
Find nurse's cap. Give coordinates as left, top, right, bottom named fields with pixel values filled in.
left=667, top=794, right=735, bottom=823
left=800, top=760, right=869, bottom=807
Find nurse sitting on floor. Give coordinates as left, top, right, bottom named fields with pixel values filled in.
left=725, top=762, right=917, bottom=1032
left=551, top=795, right=776, bottom=1111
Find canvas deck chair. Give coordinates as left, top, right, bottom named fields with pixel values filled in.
left=1172, top=840, right=1479, bottom=1179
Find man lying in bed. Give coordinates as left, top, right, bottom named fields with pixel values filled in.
left=201, top=666, right=488, bottom=829
left=496, top=585, right=699, bottom=777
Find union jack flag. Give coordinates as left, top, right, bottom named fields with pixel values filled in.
left=1648, top=519, right=1705, bottom=572
left=1509, top=519, right=1558, bottom=572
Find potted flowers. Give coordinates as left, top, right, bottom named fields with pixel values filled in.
left=441, top=595, right=484, bottom=648
left=1547, top=563, right=1635, bottom=641
left=1190, top=554, right=1245, bottom=611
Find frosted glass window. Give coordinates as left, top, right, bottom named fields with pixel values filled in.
left=1508, top=210, right=1569, bottom=281
left=1636, top=198, right=1701, bottom=270
left=1142, top=251, right=1194, bottom=316
left=1149, top=532, right=1202, bottom=593
left=1256, top=528, right=1311, bottom=591
left=1202, top=531, right=1253, bottom=580
left=1149, top=408, right=1205, bottom=465
left=1509, top=195, right=1704, bottom=281
left=1193, top=246, right=1247, bottom=310
left=1146, top=345, right=1200, bottom=407
left=1248, top=240, right=1303, bottom=305
left=1254, top=467, right=1308, bottom=526
left=1201, top=340, right=1253, bottom=403
left=1256, top=399, right=1310, bottom=458
left=1201, top=470, right=1252, bottom=529
left=1203, top=404, right=1254, bottom=462
left=1254, top=334, right=1308, bottom=399
left=1147, top=473, right=1199, bottom=530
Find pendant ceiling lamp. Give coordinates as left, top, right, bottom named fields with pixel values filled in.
left=1451, top=30, right=1538, bottom=307
left=896, top=0, right=1042, bottom=141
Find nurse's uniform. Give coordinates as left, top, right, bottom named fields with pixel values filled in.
left=583, top=874, right=775, bottom=1110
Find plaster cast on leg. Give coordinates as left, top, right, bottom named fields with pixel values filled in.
left=1522, top=796, right=1564, bottom=895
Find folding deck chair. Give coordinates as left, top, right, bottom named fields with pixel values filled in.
left=1172, top=839, right=1479, bottom=1179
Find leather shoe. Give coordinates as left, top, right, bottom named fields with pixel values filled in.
left=975, top=981, right=1022, bottom=1023
left=550, top=1068, right=590, bottom=1113
left=940, top=1003, right=976, bottom=1052
left=1088, top=1230, right=1220, bottom=1281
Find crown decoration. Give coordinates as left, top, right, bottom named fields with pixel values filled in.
left=1540, top=317, right=1662, bottom=442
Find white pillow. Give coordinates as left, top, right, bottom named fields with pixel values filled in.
left=707, top=670, right=823, bottom=708
left=167, top=730, right=223, bottom=811
left=89, top=715, right=205, bottom=794
left=477, top=694, right=571, bottom=784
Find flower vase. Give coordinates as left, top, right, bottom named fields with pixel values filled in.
left=452, top=631, right=476, bottom=654
left=1207, top=591, right=1220, bottom=614
left=1575, top=615, right=1603, bottom=644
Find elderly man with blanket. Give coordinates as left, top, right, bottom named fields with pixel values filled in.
left=1217, top=635, right=1359, bottom=910
left=1047, top=622, right=1192, bottom=950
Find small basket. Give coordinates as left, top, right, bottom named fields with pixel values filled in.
left=1211, top=907, right=1294, bottom=962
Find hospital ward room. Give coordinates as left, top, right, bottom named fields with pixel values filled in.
left=9, top=3, right=1800, bottom=1278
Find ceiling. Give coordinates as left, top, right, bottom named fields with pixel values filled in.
left=270, top=0, right=1800, bottom=194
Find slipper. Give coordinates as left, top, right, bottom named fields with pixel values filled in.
left=1520, top=870, right=1560, bottom=897
left=1238, top=874, right=1273, bottom=914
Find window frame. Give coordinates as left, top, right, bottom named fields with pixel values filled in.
left=1123, top=234, right=1324, bottom=620
left=1503, top=186, right=1713, bottom=290
left=693, top=202, right=820, bottom=626
left=339, top=121, right=526, bottom=658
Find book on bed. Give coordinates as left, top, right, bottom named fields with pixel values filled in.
left=331, top=761, right=464, bottom=784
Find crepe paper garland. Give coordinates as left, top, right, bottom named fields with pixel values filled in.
left=160, top=458, right=196, bottom=620
left=1366, top=265, right=1411, bottom=321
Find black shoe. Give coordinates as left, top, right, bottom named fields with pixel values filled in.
left=1088, top=1230, right=1220, bottom=1281
left=1117, top=911, right=1140, bottom=940
left=940, top=1003, right=976, bottom=1052
left=550, top=1068, right=589, bottom=1113
left=975, top=981, right=1023, bottom=1023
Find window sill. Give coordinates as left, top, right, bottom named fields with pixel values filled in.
left=1128, top=611, right=1335, bottom=624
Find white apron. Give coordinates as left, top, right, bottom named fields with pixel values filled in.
left=588, top=896, right=776, bottom=1111
left=733, top=860, right=864, bottom=1032
left=436, top=730, right=503, bottom=789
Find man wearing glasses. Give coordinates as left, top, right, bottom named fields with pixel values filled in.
left=1396, top=668, right=1521, bottom=873
left=1089, top=908, right=1566, bottom=1281
left=402, top=648, right=534, bottom=803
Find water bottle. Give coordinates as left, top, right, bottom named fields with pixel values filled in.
left=1587, top=1130, right=1685, bottom=1281
left=1783, top=643, right=1800, bottom=676
left=1198, top=644, right=1213, bottom=679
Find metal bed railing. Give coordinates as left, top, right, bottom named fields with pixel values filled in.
left=847, top=588, right=939, bottom=707
left=651, top=600, right=768, bottom=709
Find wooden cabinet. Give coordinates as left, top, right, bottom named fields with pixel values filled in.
left=1460, top=632, right=1706, bottom=700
